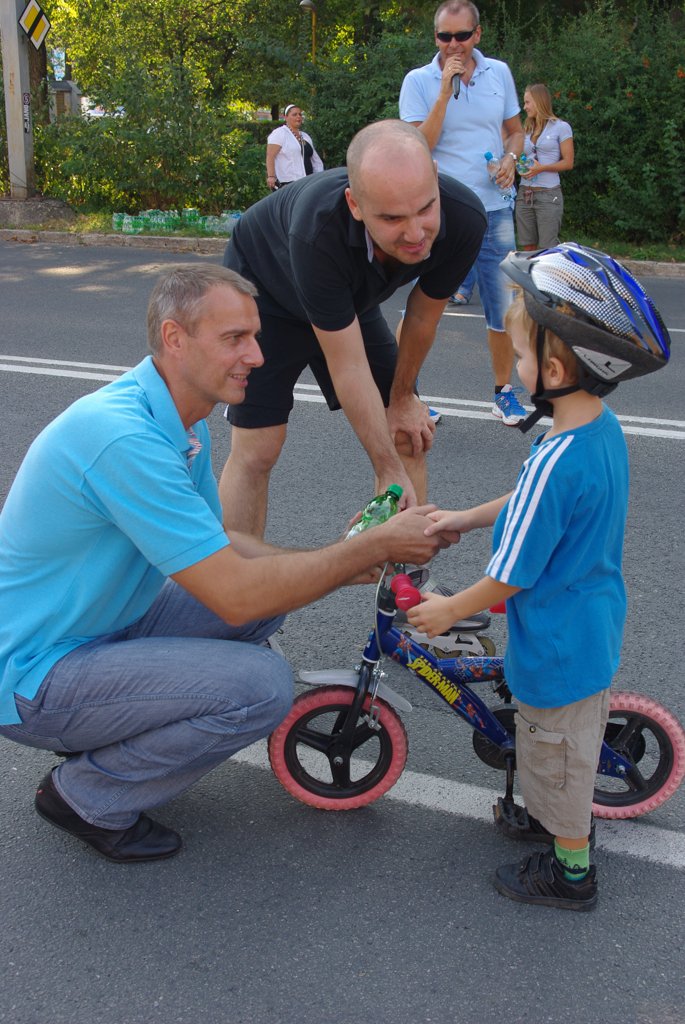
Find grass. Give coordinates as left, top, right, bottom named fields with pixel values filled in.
left=570, top=233, right=685, bottom=264
left=4, top=210, right=685, bottom=262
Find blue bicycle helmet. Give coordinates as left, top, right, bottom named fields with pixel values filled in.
left=500, top=243, right=671, bottom=431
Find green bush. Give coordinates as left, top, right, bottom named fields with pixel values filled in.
left=34, top=63, right=270, bottom=213
left=23, top=1, right=685, bottom=245
left=307, top=0, right=684, bottom=244
left=488, top=0, right=685, bottom=243
left=306, top=31, right=434, bottom=168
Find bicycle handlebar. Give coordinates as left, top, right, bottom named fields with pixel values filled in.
left=390, top=573, right=422, bottom=611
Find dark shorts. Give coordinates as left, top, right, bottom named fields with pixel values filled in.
left=227, top=308, right=398, bottom=429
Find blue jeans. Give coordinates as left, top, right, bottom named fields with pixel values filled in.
left=453, top=264, right=476, bottom=301
left=469, top=207, right=515, bottom=332
left=0, top=581, right=292, bottom=828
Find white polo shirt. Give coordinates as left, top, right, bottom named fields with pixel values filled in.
left=399, top=49, right=521, bottom=212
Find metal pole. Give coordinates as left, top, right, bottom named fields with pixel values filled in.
left=299, top=1, right=317, bottom=67
left=0, top=0, right=35, bottom=197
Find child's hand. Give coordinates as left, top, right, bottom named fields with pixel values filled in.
left=406, top=592, right=458, bottom=638
left=423, top=509, right=469, bottom=545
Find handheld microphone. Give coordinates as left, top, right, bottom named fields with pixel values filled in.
left=451, top=74, right=461, bottom=99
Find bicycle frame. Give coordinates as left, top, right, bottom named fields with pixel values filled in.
left=271, top=574, right=685, bottom=817
left=350, top=585, right=634, bottom=784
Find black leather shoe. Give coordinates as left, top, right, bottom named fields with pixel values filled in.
left=35, top=771, right=182, bottom=863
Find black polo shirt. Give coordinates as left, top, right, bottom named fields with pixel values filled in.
left=224, top=167, right=486, bottom=331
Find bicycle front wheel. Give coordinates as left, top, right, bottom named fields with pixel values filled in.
left=268, top=685, right=408, bottom=810
left=593, top=692, right=685, bottom=819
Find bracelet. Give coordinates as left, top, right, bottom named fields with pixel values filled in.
left=507, top=151, right=518, bottom=161
left=266, top=174, right=276, bottom=180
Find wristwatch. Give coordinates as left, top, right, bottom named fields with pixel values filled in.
left=507, top=151, right=518, bottom=161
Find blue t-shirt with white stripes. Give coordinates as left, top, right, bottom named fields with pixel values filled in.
left=487, top=406, right=628, bottom=708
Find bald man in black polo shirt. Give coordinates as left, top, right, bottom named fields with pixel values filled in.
left=221, top=119, right=486, bottom=537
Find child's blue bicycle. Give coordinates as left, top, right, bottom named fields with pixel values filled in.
left=268, top=569, right=685, bottom=821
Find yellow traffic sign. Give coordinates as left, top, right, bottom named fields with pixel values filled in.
left=18, top=0, right=51, bottom=50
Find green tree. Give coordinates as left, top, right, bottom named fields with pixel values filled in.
left=30, top=0, right=685, bottom=244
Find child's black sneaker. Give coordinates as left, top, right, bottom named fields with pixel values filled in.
left=494, top=848, right=598, bottom=911
left=493, top=797, right=596, bottom=848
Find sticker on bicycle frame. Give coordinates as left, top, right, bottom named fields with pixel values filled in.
left=407, top=654, right=462, bottom=705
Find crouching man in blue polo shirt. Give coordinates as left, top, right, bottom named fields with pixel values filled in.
left=0, top=264, right=441, bottom=863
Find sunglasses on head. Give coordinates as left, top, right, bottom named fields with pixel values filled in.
left=436, top=28, right=477, bottom=42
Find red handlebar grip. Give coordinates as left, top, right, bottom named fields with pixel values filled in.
left=391, top=574, right=422, bottom=610
left=489, top=601, right=507, bottom=614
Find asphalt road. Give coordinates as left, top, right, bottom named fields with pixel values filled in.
left=0, top=240, right=684, bottom=1024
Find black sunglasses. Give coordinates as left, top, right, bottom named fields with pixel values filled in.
left=436, top=28, right=477, bottom=42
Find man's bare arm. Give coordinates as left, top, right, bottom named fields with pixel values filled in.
left=313, top=319, right=417, bottom=504
left=408, top=53, right=464, bottom=149
left=172, top=506, right=442, bottom=625
left=389, top=285, right=448, bottom=457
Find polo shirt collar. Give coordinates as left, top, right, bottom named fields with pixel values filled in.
left=471, top=48, right=489, bottom=77
left=132, top=355, right=191, bottom=455
left=347, top=212, right=369, bottom=252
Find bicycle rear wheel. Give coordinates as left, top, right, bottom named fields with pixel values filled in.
left=593, top=692, right=685, bottom=819
left=268, top=685, right=408, bottom=810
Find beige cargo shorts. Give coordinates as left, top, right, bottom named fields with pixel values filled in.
left=515, top=688, right=611, bottom=839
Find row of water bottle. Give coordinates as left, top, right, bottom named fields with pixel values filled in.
left=111, top=209, right=242, bottom=236
left=484, top=151, right=534, bottom=205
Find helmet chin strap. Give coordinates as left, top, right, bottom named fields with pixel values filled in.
left=517, top=325, right=580, bottom=434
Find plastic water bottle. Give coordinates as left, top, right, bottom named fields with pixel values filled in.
left=122, top=214, right=144, bottom=235
left=484, top=152, right=514, bottom=204
left=516, top=154, right=535, bottom=175
left=346, top=485, right=403, bottom=538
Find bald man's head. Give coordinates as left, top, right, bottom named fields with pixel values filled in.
left=346, top=120, right=434, bottom=201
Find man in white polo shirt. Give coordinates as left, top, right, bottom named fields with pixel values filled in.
left=400, top=1, right=527, bottom=426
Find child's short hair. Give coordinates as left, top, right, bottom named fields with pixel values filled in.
left=505, top=290, right=579, bottom=384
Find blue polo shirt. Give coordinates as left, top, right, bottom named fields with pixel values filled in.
left=487, top=408, right=628, bottom=708
left=399, top=49, right=521, bottom=212
left=0, top=357, right=229, bottom=724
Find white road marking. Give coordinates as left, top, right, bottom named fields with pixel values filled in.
left=234, top=740, right=685, bottom=869
left=442, top=309, right=685, bottom=334
left=3, top=350, right=683, bottom=863
left=2, top=355, right=684, bottom=439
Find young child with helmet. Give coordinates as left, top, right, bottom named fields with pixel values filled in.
left=406, top=242, right=671, bottom=910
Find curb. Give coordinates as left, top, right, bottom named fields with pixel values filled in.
left=0, top=228, right=225, bottom=256
left=1, top=228, right=684, bottom=277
